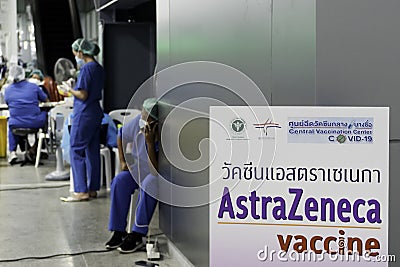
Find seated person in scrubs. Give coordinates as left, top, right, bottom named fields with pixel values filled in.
left=28, top=69, right=50, bottom=99
left=105, top=98, right=159, bottom=254
left=5, top=65, right=48, bottom=164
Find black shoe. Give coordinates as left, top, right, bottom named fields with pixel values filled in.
left=105, top=231, right=127, bottom=249
left=25, top=151, right=34, bottom=163
left=117, top=232, right=145, bottom=253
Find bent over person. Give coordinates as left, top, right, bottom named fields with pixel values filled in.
left=106, top=98, right=159, bottom=253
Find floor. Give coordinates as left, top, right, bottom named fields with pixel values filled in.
left=0, top=153, right=181, bottom=267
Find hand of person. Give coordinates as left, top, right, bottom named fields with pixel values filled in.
left=57, top=84, right=72, bottom=97
left=145, top=121, right=158, bottom=144
left=57, top=84, right=69, bottom=92
left=66, top=78, right=75, bottom=88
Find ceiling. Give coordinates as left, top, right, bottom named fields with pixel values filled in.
left=93, top=0, right=150, bottom=11
left=16, top=0, right=151, bottom=15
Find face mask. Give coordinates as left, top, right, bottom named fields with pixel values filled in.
left=139, top=118, right=147, bottom=129
left=75, top=56, right=85, bottom=68
left=28, top=78, right=42, bottom=86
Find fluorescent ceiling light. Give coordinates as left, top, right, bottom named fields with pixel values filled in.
left=96, top=0, right=119, bottom=12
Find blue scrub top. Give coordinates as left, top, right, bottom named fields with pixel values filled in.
left=119, top=115, right=149, bottom=171
left=4, top=80, right=47, bottom=126
left=73, top=61, right=104, bottom=114
left=119, top=115, right=159, bottom=172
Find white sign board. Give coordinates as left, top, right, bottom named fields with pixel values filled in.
left=210, top=106, right=389, bottom=266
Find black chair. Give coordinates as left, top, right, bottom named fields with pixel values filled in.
left=11, top=128, right=39, bottom=166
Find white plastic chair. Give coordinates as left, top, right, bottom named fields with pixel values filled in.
left=109, top=109, right=141, bottom=176
left=100, top=144, right=112, bottom=191
left=44, top=106, right=73, bottom=182
left=109, top=109, right=141, bottom=231
left=35, top=129, right=49, bottom=168
left=109, top=109, right=141, bottom=127
left=37, top=105, right=73, bottom=168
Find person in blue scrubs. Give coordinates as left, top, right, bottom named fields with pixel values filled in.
left=105, top=98, right=159, bottom=253
left=5, top=65, right=48, bottom=164
left=60, top=38, right=105, bottom=202
left=61, top=112, right=118, bottom=164
left=28, top=69, right=50, bottom=99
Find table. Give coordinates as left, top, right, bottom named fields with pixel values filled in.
left=0, top=101, right=66, bottom=111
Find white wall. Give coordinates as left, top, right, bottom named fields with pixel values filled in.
left=0, top=0, right=18, bottom=63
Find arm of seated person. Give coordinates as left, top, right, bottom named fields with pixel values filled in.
left=145, top=122, right=158, bottom=176
left=37, top=84, right=50, bottom=103
left=117, top=135, right=129, bottom=171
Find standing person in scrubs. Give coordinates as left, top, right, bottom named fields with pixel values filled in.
left=105, top=98, right=159, bottom=253
left=5, top=65, right=48, bottom=164
left=60, top=38, right=104, bottom=202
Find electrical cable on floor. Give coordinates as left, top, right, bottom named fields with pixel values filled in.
left=0, top=249, right=113, bottom=263
left=0, top=233, right=166, bottom=263
left=0, top=184, right=70, bottom=192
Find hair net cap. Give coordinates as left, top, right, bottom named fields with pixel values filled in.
left=29, top=69, right=44, bottom=80
left=71, top=38, right=83, bottom=51
left=71, top=38, right=100, bottom=56
left=9, top=65, right=25, bottom=82
left=143, top=98, right=158, bottom=120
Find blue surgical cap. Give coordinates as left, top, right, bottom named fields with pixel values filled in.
left=143, top=98, right=158, bottom=120
left=71, top=38, right=100, bottom=56
left=29, top=69, right=44, bottom=80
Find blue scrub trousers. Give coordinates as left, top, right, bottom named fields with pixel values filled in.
left=8, top=111, right=47, bottom=151
left=108, top=169, right=158, bottom=235
left=70, top=110, right=102, bottom=193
